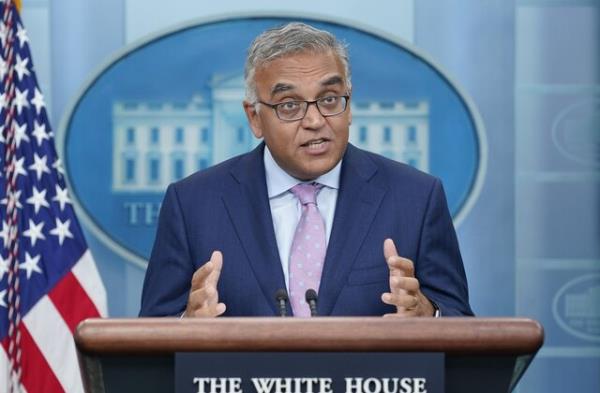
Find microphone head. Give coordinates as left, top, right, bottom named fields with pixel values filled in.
left=305, top=289, right=318, bottom=302
left=275, top=288, right=289, bottom=301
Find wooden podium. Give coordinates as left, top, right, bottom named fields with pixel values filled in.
left=74, top=318, right=543, bottom=393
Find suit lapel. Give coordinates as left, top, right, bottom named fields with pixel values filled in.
left=222, top=143, right=288, bottom=316
left=317, top=145, right=386, bottom=316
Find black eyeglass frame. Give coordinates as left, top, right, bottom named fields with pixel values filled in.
left=256, top=95, right=351, bottom=122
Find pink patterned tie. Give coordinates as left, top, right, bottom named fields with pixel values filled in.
left=288, top=183, right=326, bottom=317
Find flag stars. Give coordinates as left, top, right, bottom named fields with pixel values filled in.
left=52, top=158, right=65, bottom=177
left=0, top=221, right=9, bottom=247
left=50, top=217, right=73, bottom=245
left=19, top=251, right=42, bottom=279
left=13, top=156, right=28, bottom=178
left=26, top=186, right=50, bottom=214
left=14, top=54, right=30, bottom=81
left=31, top=88, right=46, bottom=115
left=16, top=23, right=29, bottom=48
left=1, top=189, right=23, bottom=210
left=13, top=88, right=29, bottom=115
left=0, top=289, right=6, bottom=308
left=14, top=121, right=30, bottom=148
left=29, top=153, right=50, bottom=180
left=0, top=254, right=8, bottom=281
left=31, top=120, right=50, bottom=146
left=23, top=219, right=45, bottom=247
left=52, top=184, right=71, bottom=211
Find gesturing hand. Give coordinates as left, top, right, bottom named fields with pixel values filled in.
left=381, top=239, right=434, bottom=317
left=184, top=250, right=226, bottom=318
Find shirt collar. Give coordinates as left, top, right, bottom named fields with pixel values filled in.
left=264, top=145, right=342, bottom=198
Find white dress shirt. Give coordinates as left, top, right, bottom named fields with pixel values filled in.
left=263, top=147, right=341, bottom=290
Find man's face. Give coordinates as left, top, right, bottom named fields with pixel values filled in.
left=244, top=50, right=351, bottom=181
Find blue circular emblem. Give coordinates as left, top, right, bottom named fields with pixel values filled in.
left=60, top=15, right=486, bottom=267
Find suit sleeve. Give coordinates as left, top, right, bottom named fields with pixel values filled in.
left=416, top=178, right=474, bottom=316
left=139, top=184, right=195, bottom=316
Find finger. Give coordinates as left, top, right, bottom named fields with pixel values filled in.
left=383, top=308, right=419, bottom=318
left=389, top=276, right=420, bottom=293
left=187, top=286, right=217, bottom=309
left=383, top=312, right=406, bottom=318
left=389, top=273, right=404, bottom=296
left=187, top=287, right=226, bottom=318
left=383, top=238, right=399, bottom=261
left=190, top=302, right=226, bottom=318
left=190, top=250, right=223, bottom=290
left=187, top=251, right=224, bottom=317
left=386, top=256, right=415, bottom=278
left=204, top=283, right=219, bottom=306
left=212, top=302, right=226, bottom=317
left=191, top=262, right=214, bottom=290
left=381, top=292, right=419, bottom=309
left=206, top=250, right=223, bottom=287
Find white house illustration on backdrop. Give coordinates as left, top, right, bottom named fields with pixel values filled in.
left=565, top=286, right=600, bottom=319
left=111, top=74, right=430, bottom=192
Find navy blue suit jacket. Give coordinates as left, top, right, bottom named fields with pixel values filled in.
left=140, top=143, right=473, bottom=317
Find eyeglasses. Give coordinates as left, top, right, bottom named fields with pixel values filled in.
left=257, top=95, right=350, bottom=122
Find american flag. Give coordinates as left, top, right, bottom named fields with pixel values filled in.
left=0, top=1, right=107, bottom=392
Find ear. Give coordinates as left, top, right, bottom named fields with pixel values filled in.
left=348, top=105, right=352, bottom=125
left=243, top=101, right=263, bottom=138
left=347, top=93, right=352, bottom=125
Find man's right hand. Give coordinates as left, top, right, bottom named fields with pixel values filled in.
left=184, top=250, right=226, bottom=317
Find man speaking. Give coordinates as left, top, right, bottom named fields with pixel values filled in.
left=139, top=22, right=473, bottom=318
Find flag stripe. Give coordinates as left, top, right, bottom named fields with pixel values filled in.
left=72, top=250, right=108, bottom=316
left=48, top=271, right=100, bottom=332
left=14, top=326, right=62, bottom=393
left=23, top=296, right=84, bottom=393
left=2, top=328, right=60, bottom=393
left=0, top=345, right=10, bottom=393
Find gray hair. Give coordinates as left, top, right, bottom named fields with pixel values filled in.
left=244, top=22, right=351, bottom=102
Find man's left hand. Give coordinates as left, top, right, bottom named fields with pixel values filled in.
left=381, top=238, right=435, bottom=317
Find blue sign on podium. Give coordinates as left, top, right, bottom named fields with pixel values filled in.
left=175, top=352, right=444, bottom=393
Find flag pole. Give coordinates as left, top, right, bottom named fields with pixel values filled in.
left=1, top=1, right=22, bottom=391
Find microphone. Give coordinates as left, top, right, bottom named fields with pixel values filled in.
left=305, top=289, right=318, bottom=317
left=275, top=289, right=289, bottom=317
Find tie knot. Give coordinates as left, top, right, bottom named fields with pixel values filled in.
left=291, top=183, right=322, bottom=205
